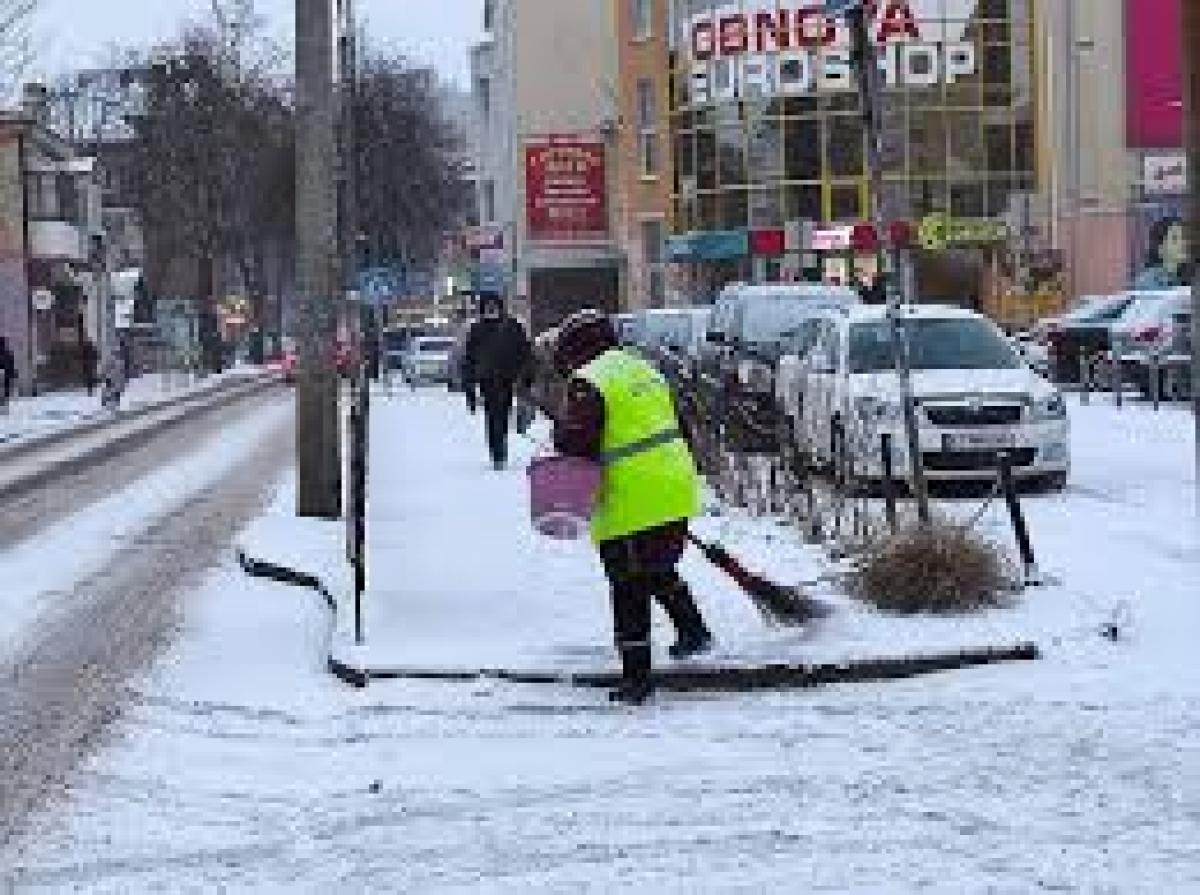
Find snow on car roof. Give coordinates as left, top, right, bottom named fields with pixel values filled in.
left=842, top=304, right=983, bottom=323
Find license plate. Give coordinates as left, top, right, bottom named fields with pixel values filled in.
left=942, top=431, right=1018, bottom=451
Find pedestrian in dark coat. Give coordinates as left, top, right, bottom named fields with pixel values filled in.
left=79, top=338, right=99, bottom=396
left=551, top=310, right=713, bottom=705
left=462, top=293, right=533, bottom=469
left=0, top=335, right=16, bottom=408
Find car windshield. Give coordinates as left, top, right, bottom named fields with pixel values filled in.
left=740, top=298, right=845, bottom=345
left=1063, top=295, right=1132, bottom=323
left=849, top=317, right=1022, bottom=374
left=416, top=338, right=455, bottom=353
left=1118, top=295, right=1189, bottom=327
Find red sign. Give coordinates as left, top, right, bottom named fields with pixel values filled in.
left=525, top=136, right=608, bottom=242
left=1126, top=0, right=1184, bottom=148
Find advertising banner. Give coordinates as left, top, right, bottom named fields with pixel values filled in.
left=680, top=0, right=981, bottom=105
left=525, top=136, right=608, bottom=242
left=1126, top=0, right=1184, bottom=148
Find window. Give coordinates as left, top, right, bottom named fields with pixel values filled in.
left=641, top=219, right=666, bottom=306
left=481, top=180, right=495, bottom=224
left=632, top=0, right=652, bottom=40
left=483, top=0, right=495, bottom=32
left=636, top=78, right=659, bottom=176
left=641, top=219, right=664, bottom=265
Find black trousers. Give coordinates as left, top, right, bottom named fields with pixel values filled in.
left=598, top=521, right=708, bottom=652
left=480, top=380, right=515, bottom=464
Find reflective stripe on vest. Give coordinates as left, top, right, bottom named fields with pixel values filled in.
left=599, top=427, right=682, bottom=466
left=576, top=349, right=701, bottom=544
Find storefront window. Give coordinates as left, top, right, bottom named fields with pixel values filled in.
left=669, top=0, right=1035, bottom=237
left=717, top=126, right=746, bottom=186
left=696, top=129, right=716, bottom=190
left=785, top=184, right=822, bottom=222
left=720, top=189, right=748, bottom=230
left=828, top=116, right=864, bottom=179
left=830, top=183, right=862, bottom=221
left=784, top=118, right=821, bottom=182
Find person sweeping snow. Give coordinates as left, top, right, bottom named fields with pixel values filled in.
left=551, top=309, right=713, bottom=705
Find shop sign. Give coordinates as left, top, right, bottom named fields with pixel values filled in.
left=918, top=212, right=1009, bottom=250
left=1142, top=153, right=1188, bottom=195
left=684, top=0, right=980, bottom=105
left=525, top=135, right=608, bottom=242
left=809, top=225, right=854, bottom=251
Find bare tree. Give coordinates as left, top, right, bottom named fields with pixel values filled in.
left=353, top=53, right=471, bottom=272
left=123, top=1, right=294, bottom=366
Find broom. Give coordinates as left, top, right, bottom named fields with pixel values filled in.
left=687, top=532, right=822, bottom=625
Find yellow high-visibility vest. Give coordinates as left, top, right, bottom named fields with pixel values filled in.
left=576, top=349, right=701, bottom=544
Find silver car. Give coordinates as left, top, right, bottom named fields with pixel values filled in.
left=1110, top=289, right=1191, bottom=397
left=403, top=336, right=456, bottom=385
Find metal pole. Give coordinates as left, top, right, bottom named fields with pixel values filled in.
left=1184, top=0, right=1200, bottom=513
left=295, top=0, right=343, bottom=519
left=847, top=7, right=931, bottom=524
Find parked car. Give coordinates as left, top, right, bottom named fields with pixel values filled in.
left=723, top=284, right=859, bottom=393
left=1011, top=331, right=1050, bottom=376
left=1125, top=302, right=1193, bottom=401
left=1108, top=289, right=1191, bottom=397
left=403, top=335, right=456, bottom=385
left=613, top=313, right=640, bottom=348
left=1045, top=293, right=1136, bottom=384
left=793, top=305, right=1070, bottom=489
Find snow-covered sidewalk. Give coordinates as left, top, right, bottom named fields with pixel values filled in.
left=0, top=368, right=262, bottom=448
left=323, top=389, right=1197, bottom=679
left=4, top=389, right=1200, bottom=892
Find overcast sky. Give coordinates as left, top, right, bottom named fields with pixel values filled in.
left=34, top=0, right=483, bottom=86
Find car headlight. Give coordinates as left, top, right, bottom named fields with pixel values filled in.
left=1031, top=393, right=1067, bottom=421
left=855, top=396, right=902, bottom=422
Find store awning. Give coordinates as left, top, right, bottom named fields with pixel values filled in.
left=665, top=230, right=749, bottom=262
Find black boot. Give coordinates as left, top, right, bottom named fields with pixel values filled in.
left=609, top=644, right=654, bottom=705
left=657, top=584, right=714, bottom=660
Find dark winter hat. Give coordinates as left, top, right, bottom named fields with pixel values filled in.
left=478, top=291, right=505, bottom=314
left=553, top=309, right=617, bottom=374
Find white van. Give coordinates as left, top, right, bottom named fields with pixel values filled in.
left=794, top=305, right=1070, bottom=489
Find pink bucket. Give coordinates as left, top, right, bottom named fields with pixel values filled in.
left=527, top=455, right=603, bottom=541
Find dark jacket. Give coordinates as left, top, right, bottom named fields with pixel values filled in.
left=462, top=315, right=533, bottom=389
left=1, top=338, right=15, bottom=397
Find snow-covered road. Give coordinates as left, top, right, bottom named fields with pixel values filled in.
left=3, top=390, right=1198, bottom=892
left=0, top=391, right=294, bottom=844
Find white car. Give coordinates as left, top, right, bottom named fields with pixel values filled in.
left=790, top=305, right=1070, bottom=489
left=403, top=336, right=456, bottom=385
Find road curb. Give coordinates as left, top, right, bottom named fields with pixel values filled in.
left=235, top=551, right=1041, bottom=695
left=0, top=375, right=283, bottom=503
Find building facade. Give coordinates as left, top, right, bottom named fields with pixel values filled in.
left=470, top=0, right=623, bottom=333
left=0, top=85, right=110, bottom=394
left=613, top=0, right=675, bottom=310
left=663, top=0, right=1041, bottom=313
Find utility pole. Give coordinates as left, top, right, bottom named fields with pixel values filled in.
left=842, top=0, right=932, bottom=524
left=295, top=0, right=342, bottom=519
left=1184, top=0, right=1200, bottom=511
